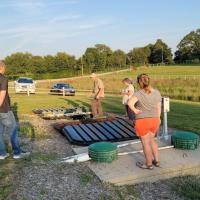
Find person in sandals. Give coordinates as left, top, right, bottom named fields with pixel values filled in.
left=128, top=73, right=161, bottom=169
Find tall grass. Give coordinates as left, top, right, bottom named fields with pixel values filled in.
left=152, top=78, right=200, bottom=101
left=9, top=66, right=200, bottom=102
left=55, top=73, right=200, bottom=102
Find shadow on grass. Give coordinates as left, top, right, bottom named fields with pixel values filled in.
left=11, top=102, right=19, bottom=122
left=61, top=98, right=91, bottom=111
left=61, top=98, right=80, bottom=107
left=102, top=96, right=124, bottom=115
left=76, top=100, right=91, bottom=109
left=61, top=96, right=124, bottom=115
left=11, top=102, right=36, bottom=151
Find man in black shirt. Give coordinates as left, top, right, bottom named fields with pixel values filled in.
left=0, top=61, right=30, bottom=159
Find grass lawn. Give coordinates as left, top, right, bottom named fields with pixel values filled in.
left=10, top=92, right=200, bottom=134
left=168, top=100, right=200, bottom=134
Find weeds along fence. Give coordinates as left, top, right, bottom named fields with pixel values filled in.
left=152, top=76, right=200, bottom=102
left=148, top=74, right=200, bottom=80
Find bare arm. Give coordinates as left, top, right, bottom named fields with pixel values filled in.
left=128, top=96, right=142, bottom=115
left=96, top=88, right=103, bottom=99
left=0, top=90, right=6, bottom=107
left=122, top=90, right=134, bottom=96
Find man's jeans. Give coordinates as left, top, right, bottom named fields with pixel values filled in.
left=0, top=111, right=21, bottom=156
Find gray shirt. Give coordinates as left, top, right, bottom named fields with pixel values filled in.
left=133, top=89, right=161, bottom=119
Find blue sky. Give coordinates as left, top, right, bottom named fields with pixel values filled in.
left=0, top=0, right=200, bottom=59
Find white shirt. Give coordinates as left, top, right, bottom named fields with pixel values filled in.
left=122, top=84, right=134, bottom=105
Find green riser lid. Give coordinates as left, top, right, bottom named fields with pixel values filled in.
left=88, top=142, right=118, bottom=163
left=89, top=150, right=117, bottom=155
left=89, top=142, right=117, bottom=151
left=89, top=155, right=118, bottom=163
left=172, top=131, right=199, bottom=150
left=89, top=153, right=118, bottom=158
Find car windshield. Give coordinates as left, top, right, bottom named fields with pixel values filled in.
left=57, top=84, right=70, bottom=89
left=17, top=78, right=33, bottom=83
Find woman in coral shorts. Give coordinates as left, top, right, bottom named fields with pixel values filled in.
left=128, top=73, right=162, bottom=169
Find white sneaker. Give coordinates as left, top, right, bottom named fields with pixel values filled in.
left=13, top=152, right=30, bottom=159
left=0, top=153, right=10, bottom=160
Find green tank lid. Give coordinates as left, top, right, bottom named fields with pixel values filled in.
left=89, top=142, right=117, bottom=152
left=88, top=142, right=118, bottom=163
left=172, top=131, right=199, bottom=140
left=172, top=131, right=199, bottom=150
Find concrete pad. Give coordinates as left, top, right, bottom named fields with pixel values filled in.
left=72, top=139, right=200, bottom=185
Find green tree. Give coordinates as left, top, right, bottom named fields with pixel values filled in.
left=4, top=52, right=32, bottom=74
left=54, top=52, right=76, bottom=72
left=174, top=28, right=200, bottom=63
left=83, top=48, right=98, bottom=72
left=127, top=47, right=150, bottom=66
left=108, top=49, right=126, bottom=68
left=30, top=56, right=46, bottom=73
left=149, top=39, right=173, bottom=64
left=95, top=44, right=112, bottom=71
left=44, top=55, right=56, bottom=72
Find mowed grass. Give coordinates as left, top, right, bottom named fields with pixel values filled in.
left=10, top=92, right=200, bottom=135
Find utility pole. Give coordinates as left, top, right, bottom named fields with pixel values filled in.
left=81, top=56, right=83, bottom=76
left=161, top=46, right=164, bottom=65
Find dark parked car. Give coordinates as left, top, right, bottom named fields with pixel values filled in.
left=50, top=83, right=75, bottom=96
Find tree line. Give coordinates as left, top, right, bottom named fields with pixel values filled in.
left=3, top=28, right=200, bottom=79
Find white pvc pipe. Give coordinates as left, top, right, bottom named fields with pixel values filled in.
left=116, top=138, right=161, bottom=148
left=61, top=145, right=174, bottom=163
left=118, top=145, right=174, bottom=156
left=117, top=140, right=142, bottom=148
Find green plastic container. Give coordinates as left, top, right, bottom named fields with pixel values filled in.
left=171, top=131, right=199, bottom=150
left=88, top=142, right=118, bottom=163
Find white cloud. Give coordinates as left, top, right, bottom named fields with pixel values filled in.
left=0, top=16, right=115, bottom=52
left=0, top=27, right=34, bottom=35
left=0, top=0, right=79, bottom=9
left=78, top=19, right=114, bottom=30
left=79, top=24, right=96, bottom=30
left=48, top=0, right=79, bottom=6
left=0, top=0, right=116, bottom=58
left=50, top=15, right=81, bottom=23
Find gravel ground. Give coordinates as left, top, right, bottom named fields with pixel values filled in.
left=2, top=115, right=184, bottom=200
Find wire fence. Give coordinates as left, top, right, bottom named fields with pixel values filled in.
left=8, top=68, right=200, bottom=102
left=150, top=74, right=200, bottom=80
